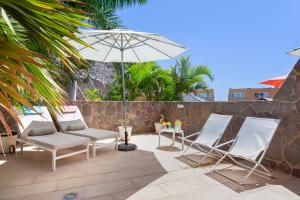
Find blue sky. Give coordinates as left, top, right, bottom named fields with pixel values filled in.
left=118, top=0, right=300, bottom=100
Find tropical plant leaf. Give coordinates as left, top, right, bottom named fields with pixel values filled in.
left=0, top=7, right=15, bottom=34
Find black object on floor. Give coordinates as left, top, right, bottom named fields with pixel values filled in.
left=118, top=143, right=137, bottom=151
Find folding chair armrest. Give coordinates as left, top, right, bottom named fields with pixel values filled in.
left=183, top=131, right=201, bottom=139
left=179, top=137, right=192, bottom=143
left=215, top=139, right=234, bottom=148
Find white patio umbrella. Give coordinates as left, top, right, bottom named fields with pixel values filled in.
left=67, top=29, right=188, bottom=151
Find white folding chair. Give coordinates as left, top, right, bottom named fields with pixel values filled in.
left=212, top=117, right=281, bottom=185
left=180, top=114, right=233, bottom=164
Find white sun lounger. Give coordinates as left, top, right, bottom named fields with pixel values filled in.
left=180, top=114, right=233, bottom=164
left=16, top=106, right=90, bottom=171
left=54, top=106, right=118, bottom=158
left=212, top=117, right=281, bottom=185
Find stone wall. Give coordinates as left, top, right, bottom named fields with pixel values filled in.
left=73, top=101, right=164, bottom=133
left=73, top=60, right=300, bottom=178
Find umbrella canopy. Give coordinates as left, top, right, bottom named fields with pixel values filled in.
left=288, top=48, right=300, bottom=56
left=259, top=75, right=287, bottom=87
left=67, top=29, right=188, bottom=151
left=67, top=29, right=188, bottom=63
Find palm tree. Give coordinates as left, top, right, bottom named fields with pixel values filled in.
left=107, top=62, right=175, bottom=101
left=0, top=0, right=90, bottom=142
left=170, top=56, right=214, bottom=100
left=71, top=0, right=147, bottom=29
left=129, top=62, right=175, bottom=101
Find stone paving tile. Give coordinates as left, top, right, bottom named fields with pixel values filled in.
left=32, top=169, right=85, bottom=183
left=113, top=189, right=139, bottom=200
left=0, top=176, right=33, bottom=188
left=131, top=173, right=166, bottom=188
left=83, top=173, right=107, bottom=186
left=85, top=194, right=114, bottom=200
left=0, top=181, right=57, bottom=199
left=236, top=186, right=295, bottom=200
left=23, top=187, right=84, bottom=200
left=127, top=185, right=169, bottom=200
left=56, top=177, right=85, bottom=190
left=105, top=168, right=148, bottom=182
left=159, top=179, right=208, bottom=195
left=83, top=179, right=136, bottom=199
left=193, top=184, right=237, bottom=200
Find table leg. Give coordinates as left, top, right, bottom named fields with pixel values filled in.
left=181, top=132, right=184, bottom=150
left=172, top=131, right=175, bottom=146
left=158, top=131, right=161, bottom=148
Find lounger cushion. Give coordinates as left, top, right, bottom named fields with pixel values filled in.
left=28, top=132, right=90, bottom=150
left=66, top=119, right=86, bottom=131
left=28, top=126, right=56, bottom=136
left=65, top=128, right=118, bottom=140
left=60, top=119, right=86, bottom=132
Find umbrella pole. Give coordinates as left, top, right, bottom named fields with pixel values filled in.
left=118, top=34, right=137, bottom=151
left=121, top=55, right=128, bottom=145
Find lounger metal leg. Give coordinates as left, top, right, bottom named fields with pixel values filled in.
left=115, top=137, right=118, bottom=150
left=93, top=142, right=96, bottom=158
left=52, top=150, right=56, bottom=171
left=20, top=140, right=24, bottom=154
left=86, top=143, right=89, bottom=160
left=158, top=131, right=161, bottom=148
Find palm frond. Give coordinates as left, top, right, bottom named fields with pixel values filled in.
left=0, top=0, right=91, bottom=70
left=96, top=0, right=148, bottom=10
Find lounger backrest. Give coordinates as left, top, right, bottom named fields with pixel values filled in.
left=17, top=106, right=56, bottom=137
left=229, top=117, right=281, bottom=161
left=195, top=114, right=232, bottom=147
left=55, top=106, right=88, bottom=132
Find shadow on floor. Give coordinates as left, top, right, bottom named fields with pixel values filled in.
left=0, top=145, right=168, bottom=200
left=176, top=154, right=217, bottom=167
left=157, top=146, right=181, bottom=152
left=176, top=154, right=300, bottom=195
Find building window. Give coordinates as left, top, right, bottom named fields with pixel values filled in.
left=198, top=93, right=209, bottom=99
left=254, top=92, right=269, bottom=98
left=232, top=92, right=245, bottom=98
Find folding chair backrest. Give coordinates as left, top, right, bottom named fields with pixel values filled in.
left=195, top=114, right=233, bottom=147
left=229, top=117, right=281, bottom=161
left=17, top=106, right=55, bottom=137
left=55, top=106, right=88, bottom=132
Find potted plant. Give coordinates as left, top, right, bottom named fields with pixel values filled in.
left=0, top=131, right=17, bottom=155
left=154, top=115, right=165, bottom=133
left=117, top=120, right=133, bottom=141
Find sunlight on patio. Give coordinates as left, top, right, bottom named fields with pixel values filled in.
left=0, top=160, right=6, bottom=166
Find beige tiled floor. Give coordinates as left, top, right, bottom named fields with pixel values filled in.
left=0, top=134, right=299, bottom=200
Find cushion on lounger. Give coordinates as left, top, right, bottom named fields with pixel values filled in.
left=28, top=126, right=56, bottom=136
left=60, top=119, right=86, bottom=132
left=65, top=128, right=118, bottom=140
left=62, top=106, right=77, bottom=113
left=28, top=132, right=90, bottom=150
left=22, top=106, right=43, bottom=115
left=66, top=119, right=86, bottom=131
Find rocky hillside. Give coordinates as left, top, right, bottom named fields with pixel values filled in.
left=72, top=61, right=115, bottom=100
